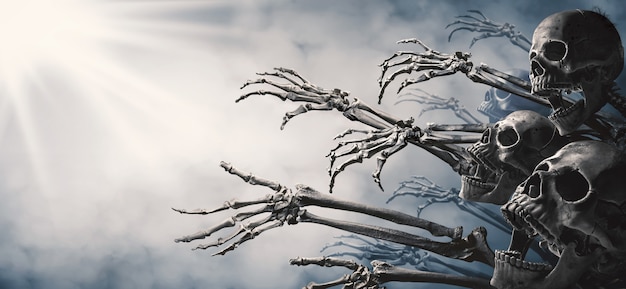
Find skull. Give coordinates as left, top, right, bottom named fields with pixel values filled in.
left=478, top=69, right=552, bottom=122
left=529, top=10, right=624, bottom=135
left=493, top=140, right=626, bottom=289
left=460, top=110, right=567, bottom=205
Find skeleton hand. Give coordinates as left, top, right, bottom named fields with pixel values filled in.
left=237, top=68, right=478, bottom=180
left=378, top=38, right=545, bottom=111
left=291, top=256, right=496, bottom=289
left=321, top=235, right=412, bottom=265
left=290, top=257, right=383, bottom=289
left=386, top=176, right=461, bottom=218
left=174, top=162, right=464, bottom=256
left=388, top=175, right=513, bottom=235
left=326, top=121, right=489, bottom=193
left=396, top=88, right=481, bottom=124
left=378, top=39, right=473, bottom=103
left=172, top=162, right=301, bottom=255
left=239, top=67, right=351, bottom=130
left=446, top=10, right=531, bottom=52
left=327, top=120, right=422, bottom=192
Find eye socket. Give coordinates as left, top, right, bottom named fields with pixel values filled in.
left=497, top=127, right=519, bottom=147
left=555, top=170, right=589, bottom=202
left=544, top=41, right=568, bottom=61
left=495, top=88, right=511, bottom=99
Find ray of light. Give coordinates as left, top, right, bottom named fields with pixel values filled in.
left=0, top=0, right=235, bottom=194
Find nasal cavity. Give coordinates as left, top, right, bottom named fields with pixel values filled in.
left=522, top=174, right=542, bottom=198
left=531, top=61, right=545, bottom=77
left=480, top=128, right=491, bottom=144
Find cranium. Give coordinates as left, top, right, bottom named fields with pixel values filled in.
left=494, top=140, right=626, bottom=289
left=460, top=110, right=567, bottom=205
left=477, top=69, right=552, bottom=122
left=529, top=10, right=624, bottom=135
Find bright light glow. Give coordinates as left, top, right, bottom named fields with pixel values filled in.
left=0, top=0, right=102, bottom=74
left=0, top=1, right=223, bottom=193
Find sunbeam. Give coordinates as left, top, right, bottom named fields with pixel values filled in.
left=0, top=0, right=226, bottom=194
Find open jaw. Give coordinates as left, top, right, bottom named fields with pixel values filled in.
left=533, top=81, right=586, bottom=135
left=460, top=160, right=526, bottom=205
left=499, top=201, right=556, bottom=277
left=531, top=75, right=581, bottom=98
left=461, top=161, right=496, bottom=190
left=493, top=197, right=602, bottom=289
left=546, top=95, right=585, bottom=130
left=460, top=162, right=497, bottom=202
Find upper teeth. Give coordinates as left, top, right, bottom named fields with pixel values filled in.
left=548, top=99, right=583, bottom=120
left=503, top=200, right=561, bottom=250
left=495, top=250, right=554, bottom=272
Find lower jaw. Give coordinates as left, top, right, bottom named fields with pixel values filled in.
left=459, top=175, right=495, bottom=201
left=460, top=169, right=524, bottom=204
left=491, top=251, right=553, bottom=289
left=548, top=100, right=585, bottom=135
left=490, top=230, right=554, bottom=289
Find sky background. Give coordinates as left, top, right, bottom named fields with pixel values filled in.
left=0, top=1, right=624, bottom=288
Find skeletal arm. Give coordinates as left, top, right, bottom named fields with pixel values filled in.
left=322, top=234, right=494, bottom=279
left=173, top=162, right=495, bottom=266
left=446, top=10, right=531, bottom=52
left=238, top=67, right=403, bottom=130
left=377, top=39, right=549, bottom=108
left=290, top=257, right=496, bottom=289
left=238, top=67, right=486, bottom=192
left=396, top=88, right=483, bottom=124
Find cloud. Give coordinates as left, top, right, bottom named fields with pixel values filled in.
left=0, top=1, right=624, bottom=288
